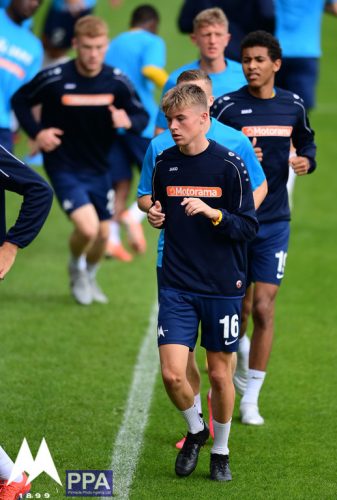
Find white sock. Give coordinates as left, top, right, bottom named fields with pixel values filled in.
left=194, top=393, right=202, bottom=415
left=241, top=369, right=266, bottom=405
left=109, top=221, right=121, bottom=245
left=70, top=255, right=86, bottom=271
left=127, top=202, right=146, bottom=223
left=238, top=333, right=250, bottom=354
left=87, top=262, right=99, bottom=280
left=0, top=446, right=22, bottom=482
left=211, top=419, right=231, bottom=456
left=181, top=404, right=204, bottom=434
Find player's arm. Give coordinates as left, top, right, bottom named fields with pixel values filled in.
left=138, top=142, right=156, bottom=213
left=111, top=76, right=149, bottom=133
left=0, top=154, right=53, bottom=278
left=253, top=179, right=268, bottom=209
left=141, top=37, right=168, bottom=88
left=291, top=107, right=317, bottom=175
left=183, top=158, right=259, bottom=241
left=11, top=74, right=64, bottom=152
left=142, top=66, right=168, bottom=88
left=148, top=159, right=166, bottom=228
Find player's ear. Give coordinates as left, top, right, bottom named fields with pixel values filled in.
left=72, top=37, right=78, bottom=51
left=273, top=58, right=282, bottom=73
left=190, top=33, right=197, bottom=46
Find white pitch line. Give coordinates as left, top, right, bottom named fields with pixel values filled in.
left=107, top=302, right=159, bottom=499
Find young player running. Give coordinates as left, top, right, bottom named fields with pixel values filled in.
left=148, top=84, right=258, bottom=481
left=12, top=15, right=148, bottom=305
left=138, top=69, right=267, bottom=447
left=212, top=30, right=317, bottom=425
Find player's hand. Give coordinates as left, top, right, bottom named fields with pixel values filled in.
left=289, top=155, right=310, bottom=175
left=109, top=105, right=132, bottom=130
left=148, top=201, right=165, bottom=228
left=36, top=128, right=64, bottom=152
left=181, top=197, right=219, bottom=220
left=0, top=242, right=18, bottom=280
left=252, top=137, right=263, bottom=162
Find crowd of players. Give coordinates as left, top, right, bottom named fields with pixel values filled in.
left=0, top=0, right=336, bottom=495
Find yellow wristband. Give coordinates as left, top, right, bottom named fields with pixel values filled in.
left=212, top=210, right=223, bottom=226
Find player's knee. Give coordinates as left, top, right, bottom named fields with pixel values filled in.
left=161, top=367, right=184, bottom=392
left=78, top=224, right=99, bottom=242
left=253, top=297, right=274, bottom=328
left=208, top=368, right=231, bottom=392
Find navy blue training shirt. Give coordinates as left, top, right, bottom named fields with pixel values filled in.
left=152, top=140, right=259, bottom=297
left=212, top=86, right=316, bottom=223
left=11, top=60, right=149, bottom=174
left=0, top=146, right=53, bottom=248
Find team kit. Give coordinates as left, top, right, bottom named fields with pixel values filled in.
left=0, top=3, right=318, bottom=494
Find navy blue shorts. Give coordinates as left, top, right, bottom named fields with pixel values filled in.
left=275, top=57, right=319, bottom=111
left=248, top=220, right=290, bottom=286
left=46, top=167, right=114, bottom=220
left=43, top=7, right=93, bottom=49
left=157, top=288, right=242, bottom=353
left=109, top=134, right=150, bottom=184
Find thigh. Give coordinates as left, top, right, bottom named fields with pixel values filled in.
left=248, top=221, right=290, bottom=286
left=199, top=296, right=242, bottom=353
left=109, top=140, right=132, bottom=185
left=158, top=288, right=199, bottom=350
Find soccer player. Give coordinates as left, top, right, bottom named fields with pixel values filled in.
left=155, top=7, right=246, bottom=134
left=0, top=0, right=43, bottom=151
left=212, top=30, right=317, bottom=425
left=104, top=5, right=168, bottom=261
left=0, top=144, right=53, bottom=281
left=149, top=84, right=258, bottom=481
left=138, top=69, right=267, bottom=447
left=12, top=15, right=148, bottom=305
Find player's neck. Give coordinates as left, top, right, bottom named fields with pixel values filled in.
left=200, top=57, right=226, bottom=74
left=248, top=82, right=275, bottom=99
left=75, top=59, right=102, bottom=78
left=6, top=7, right=24, bottom=24
left=179, top=136, right=209, bottom=156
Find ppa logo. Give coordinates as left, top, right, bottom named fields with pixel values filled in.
left=66, top=470, right=113, bottom=497
left=8, top=438, right=61, bottom=486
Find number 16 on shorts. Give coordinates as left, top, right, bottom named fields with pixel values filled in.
left=219, top=314, right=239, bottom=350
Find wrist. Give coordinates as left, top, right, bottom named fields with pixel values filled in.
left=211, top=209, right=223, bottom=226
left=3, top=241, right=18, bottom=255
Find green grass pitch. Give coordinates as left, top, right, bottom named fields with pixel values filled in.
left=1, top=1, right=337, bottom=498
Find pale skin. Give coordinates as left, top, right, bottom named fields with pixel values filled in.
left=150, top=102, right=235, bottom=423
left=240, top=45, right=311, bottom=372
left=155, top=21, right=231, bottom=135
left=0, top=242, right=18, bottom=280
left=35, top=34, right=133, bottom=265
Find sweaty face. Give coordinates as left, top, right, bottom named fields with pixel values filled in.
left=166, top=106, right=208, bottom=147
left=74, top=35, right=108, bottom=76
left=242, top=46, right=281, bottom=89
left=192, top=23, right=230, bottom=62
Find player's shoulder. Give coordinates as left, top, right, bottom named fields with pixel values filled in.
left=154, top=144, right=178, bottom=165
left=103, top=64, right=134, bottom=87
left=208, top=140, right=248, bottom=172
left=169, top=60, right=199, bottom=81
left=33, top=60, right=69, bottom=85
left=275, top=86, right=306, bottom=107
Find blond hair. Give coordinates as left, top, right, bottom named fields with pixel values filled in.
left=193, top=7, right=228, bottom=32
left=162, top=84, right=208, bottom=116
left=74, top=15, right=109, bottom=38
left=177, top=69, right=212, bottom=92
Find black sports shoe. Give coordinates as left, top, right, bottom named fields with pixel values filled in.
left=210, top=453, right=232, bottom=481
left=175, top=422, right=209, bottom=477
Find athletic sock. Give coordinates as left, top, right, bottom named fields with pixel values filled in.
left=0, top=446, right=22, bottom=482
left=238, top=333, right=250, bottom=355
left=181, top=404, right=204, bottom=434
left=194, top=393, right=202, bottom=415
left=211, top=419, right=231, bottom=455
left=87, top=262, right=99, bottom=280
left=241, top=369, right=266, bottom=405
left=109, top=221, right=121, bottom=245
left=70, top=254, right=86, bottom=271
left=127, top=202, right=146, bottom=223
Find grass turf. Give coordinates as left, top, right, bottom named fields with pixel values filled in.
left=1, top=1, right=337, bottom=498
